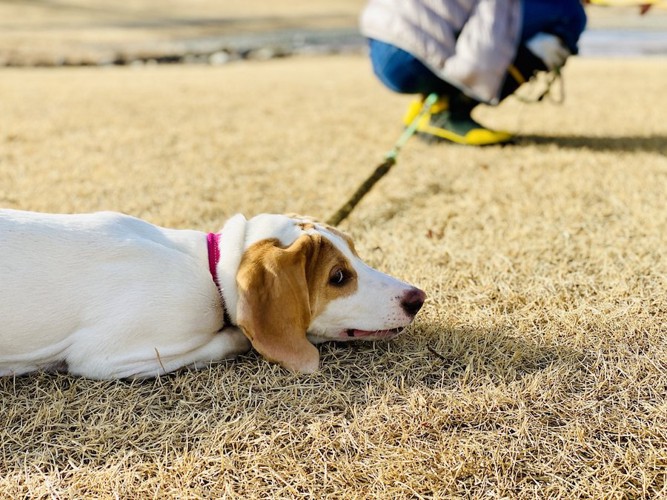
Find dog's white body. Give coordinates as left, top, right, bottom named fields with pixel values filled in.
left=0, top=209, right=425, bottom=379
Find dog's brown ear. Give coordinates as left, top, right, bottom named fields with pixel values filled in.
left=235, top=235, right=320, bottom=373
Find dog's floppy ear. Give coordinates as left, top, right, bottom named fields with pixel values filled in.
left=235, top=235, right=320, bottom=373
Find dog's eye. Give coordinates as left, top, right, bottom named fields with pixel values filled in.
left=329, top=268, right=348, bottom=287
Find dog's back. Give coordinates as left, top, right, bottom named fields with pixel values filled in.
left=0, top=210, right=221, bottom=377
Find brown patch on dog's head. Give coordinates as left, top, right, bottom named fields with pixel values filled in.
left=320, top=224, right=359, bottom=257
left=296, top=221, right=316, bottom=232
left=290, top=214, right=359, bottom=257
left=235, top=233, right=357, bottom=373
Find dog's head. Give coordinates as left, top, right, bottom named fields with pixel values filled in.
left=223, top=214, right=425, bottom=374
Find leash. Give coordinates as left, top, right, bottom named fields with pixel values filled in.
left=327, top=93, right=439, bottom=227
left=327, top=69, right=563, bottom=227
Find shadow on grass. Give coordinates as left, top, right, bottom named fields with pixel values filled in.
left=0, top=327, right=587, bottom=471
left=325, top=325, right=587, bottom=391
left=517, top=134, right=667, bottom=155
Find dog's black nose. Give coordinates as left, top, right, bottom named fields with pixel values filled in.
left=401, top=287, right=426, bottom=317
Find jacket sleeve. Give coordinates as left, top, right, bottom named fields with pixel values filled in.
left=441, top=0, right=522, bottom=103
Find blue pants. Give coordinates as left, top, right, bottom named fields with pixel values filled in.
left=369, top=0, right=587, bottom=96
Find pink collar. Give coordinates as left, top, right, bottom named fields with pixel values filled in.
left=207, top=232, right=232, bottom=326
left=207, top=232, right=221, bottom=287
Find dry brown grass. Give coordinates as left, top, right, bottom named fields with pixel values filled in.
left=1, top=55, right=666, bottom=498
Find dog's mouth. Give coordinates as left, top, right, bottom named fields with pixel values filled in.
left=306, top=326, right=407, bottom=344
left=344, top=327, right=405, bottom=339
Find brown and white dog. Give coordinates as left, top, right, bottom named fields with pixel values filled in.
left=0, top=210, right=425, bottom=379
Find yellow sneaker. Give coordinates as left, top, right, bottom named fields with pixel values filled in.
left=403, top=96, right=513, bottom=146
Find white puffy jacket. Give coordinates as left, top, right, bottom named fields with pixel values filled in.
left=360, top=0, right=522, bottom=104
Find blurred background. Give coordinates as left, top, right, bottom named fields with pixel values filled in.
left=1, top=0, right=665, bottom=67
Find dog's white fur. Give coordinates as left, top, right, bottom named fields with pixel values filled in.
left=0, top=209, right=425, bottom=379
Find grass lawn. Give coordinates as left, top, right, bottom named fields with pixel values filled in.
left=0, top=54, right=666, bottom=497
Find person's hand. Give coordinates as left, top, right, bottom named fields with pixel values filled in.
left=526, top=33, right=571, bottom=71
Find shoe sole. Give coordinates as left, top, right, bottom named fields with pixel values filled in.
left=416, top=121, right=514, bottom=146
left=416, top=130, right=515, bottom=146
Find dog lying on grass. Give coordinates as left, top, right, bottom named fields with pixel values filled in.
left=0, top=209, right=425, bottom=379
